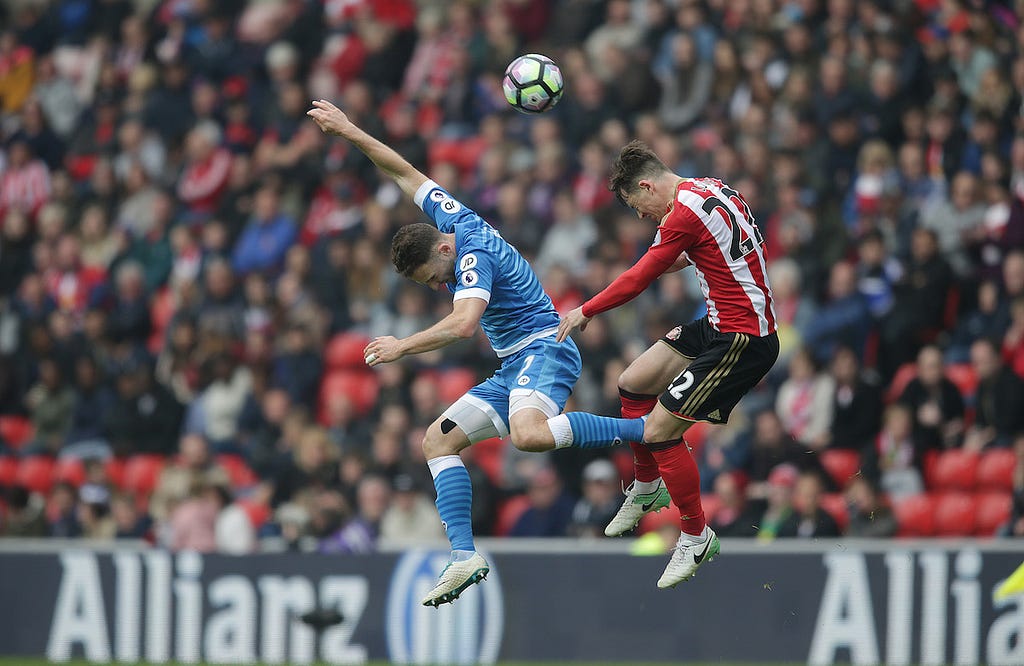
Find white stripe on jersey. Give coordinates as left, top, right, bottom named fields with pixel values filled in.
left=676, top=184, right=774, bottom=336
left=692, top=265, right=720, bottom=329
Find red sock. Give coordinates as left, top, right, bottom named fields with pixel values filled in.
left=620, top=389, right=660, bottom=483
left=646, top=438, right=705, bottom=536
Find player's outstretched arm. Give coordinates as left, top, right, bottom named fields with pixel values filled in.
left=363, top=298, right=487, bottom=366
left=307, top=99, right=427, bottom=200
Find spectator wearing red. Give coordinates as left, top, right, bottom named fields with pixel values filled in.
left=177, top=121, right=232, bottom=216
left=0, top=138, right=50, bottom=218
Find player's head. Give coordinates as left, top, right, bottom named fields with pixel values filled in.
left=391, top=223, right=456, bottom=290
left=608, top=140, right=674, bottom=221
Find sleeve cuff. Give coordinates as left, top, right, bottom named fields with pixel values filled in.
left=453, top=287, right=491, bottom=304
left=413, top=179, right=439, bottom=209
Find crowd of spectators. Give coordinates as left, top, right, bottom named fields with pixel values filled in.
left=1, top=0, right=1024, bottom=552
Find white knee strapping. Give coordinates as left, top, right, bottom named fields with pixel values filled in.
left=508, top=388, right=560, bottom=418
left=441, top=393, right=509, bottom=443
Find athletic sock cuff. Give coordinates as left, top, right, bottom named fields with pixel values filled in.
left=619, top=388, right=658, bottom=401
left=427, top=455, right=465, bottom=479
left=644, top=437, right=684, bottom=452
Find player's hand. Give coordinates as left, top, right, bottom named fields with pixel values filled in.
left=363, top=336, right=404, bottom=367
left=556, top=306, right=590, bottom=342
left=307, top=99, right=353, bottom=137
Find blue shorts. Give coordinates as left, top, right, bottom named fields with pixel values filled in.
left=463, top=336, right=582, bottom=436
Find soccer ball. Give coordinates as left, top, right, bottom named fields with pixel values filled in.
left=502, top=54, right=564, bottom=114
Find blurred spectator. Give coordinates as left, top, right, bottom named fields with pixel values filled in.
left=24, top=356, right=74, bottom=455
left=709, top=470, right=759, bottom=538
left=787, top=472, right=842, bottom=538
left=270, top=425, right=338, bottom=507
left=150, top=433, right=230, bottom=523
left=947, top=280, right=1010, bottom=362
left=965, top=338, right=1024, bottom=450
left=756, top=463, right=798, bottom=542
left=65, top=355, right=115, bottom=458
left=177, top=121, right=232, bottom=217
left=844, top=476, right=898, bottom=538
left=2, top=486, right=47, bottom=537
left=103, top=362, right=183, bottom=456
left=898, top=345, right=965, bottom=452
left=871, top=404, right=925, bottom=500
left=167, top=481, right=226, bottom=552
left=827, top=345, right=883, bottom=451
left=568, top=458, right=621, bottom=538
left=802, top=262, right=871, bottom=362
left=776, top=348, right=835, bottom=450
left=509, top=466, right=575, bottom=537
left=231, top=183, right=298, bottom=276
left=78, top=484, right=115, bottom=539
left=48, top=481, right=81, bottom=538
left=111, top=492, right=152, bottom=539
left=380, top=473, right=445, bottom=545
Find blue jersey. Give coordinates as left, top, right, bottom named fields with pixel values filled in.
left=414, top=180, right=561, bottom=358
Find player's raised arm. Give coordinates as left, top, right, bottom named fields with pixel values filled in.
left=307, top=99, right=427, bottom=200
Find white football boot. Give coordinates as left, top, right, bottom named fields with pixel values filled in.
left=657, top=526, right=721, bottom=589
left=604, top=480, right=672, bottom=536
left=421, top=552, right=490, bottom=607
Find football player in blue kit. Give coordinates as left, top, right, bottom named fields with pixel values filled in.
left=308, top=100, right=645, bottom=606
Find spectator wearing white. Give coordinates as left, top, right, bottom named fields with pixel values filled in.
left=380, top=473, right=446, bottom=546
left=776, top=348, right=835, bottom=450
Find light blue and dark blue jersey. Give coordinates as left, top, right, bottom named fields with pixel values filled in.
left=413, top=179, right=561, bottom=358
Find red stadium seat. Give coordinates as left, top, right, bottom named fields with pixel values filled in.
left=320, top=369, right=379, bottom=419
left=216, top=454, right=258, bottom=489
left=324, top=332, right=372, bottom=370
left=53, top=457, right=86, bottom=487
left=122, top=455, right=166, bottom=496
left=0, top=457, right=18, bottom=486
left=934, top=493, right=978, bottom=537
left=819, top=493, right=850, bottom=532
left=470, top=437, right=506, bottom=486
left=977, top=448, right=1016, bottom=492
left=886, top=363, right=918, bottom=403
left=437, top=368, right=477, bottom=405
left=0, top=416, right=34, bottom=450
left=17, top=457, right=55, bottom=495
left=700, top=494, right=721, bottom=526
left=893, top=493, right=937, bottom=537
left=105, top=458, right=126, bottom=489
left=927, top=449, right=979, bottom=492
left=820, top=449, right=861, bottom=489
left=976, top=492, right=1013, bottom=536
left=494, top=495, right=531, bottom=537
left=946, top=363, right=978, bottom=399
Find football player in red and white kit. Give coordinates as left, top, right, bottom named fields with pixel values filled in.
left=558, top=140, right=779, bottom=588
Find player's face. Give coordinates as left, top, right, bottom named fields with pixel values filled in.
left=622, top=181, right=665, bottom=222
left=408, top=253, right=456, bottom=291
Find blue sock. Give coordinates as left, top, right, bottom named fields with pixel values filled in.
left=551, top=412, right=645, bottom=448
left=428, top=456, right=475, bottom=552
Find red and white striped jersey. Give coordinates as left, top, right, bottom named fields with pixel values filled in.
left=582, top=178, right=776, bottom=337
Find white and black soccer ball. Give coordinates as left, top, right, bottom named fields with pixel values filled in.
left=502, top=53, right=564, bottom=114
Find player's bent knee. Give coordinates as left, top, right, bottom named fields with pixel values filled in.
left=642, top=415, right=687, bottom=445
left=422, top=420, right=459, bottom=459
left=508, top=418, right=555, bottom=453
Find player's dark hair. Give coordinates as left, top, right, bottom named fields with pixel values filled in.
left=608, top=140, right=671, bottom=205
left=391, top=223, right=441, bottom=277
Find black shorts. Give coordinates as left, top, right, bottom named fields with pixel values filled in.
left=657, top=317, right=779, bottom=424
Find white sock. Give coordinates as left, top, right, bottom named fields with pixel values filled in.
left=680, top=525, right=710, bottom=543
left=546, top=414, right=574, bottom=449
left=427, top=454, right=464, bottom=479
left=633, top=478, right=662, bottom=494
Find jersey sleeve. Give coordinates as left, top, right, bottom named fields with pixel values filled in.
left=581, top=208, right=698, bottom=318
left=413, top=179, right=475, bottom=233
left=453, top=241, right=496, bottom=305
